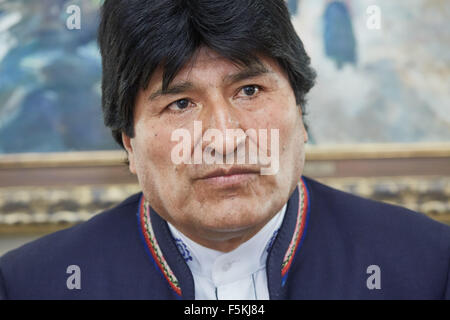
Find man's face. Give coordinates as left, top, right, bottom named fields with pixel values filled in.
left=123, top=47, right=308, bottom=249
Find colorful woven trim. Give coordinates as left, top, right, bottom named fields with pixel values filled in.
left=139, top=197, right=182, bottom=296
left=281, top=178, right=310, bottom=280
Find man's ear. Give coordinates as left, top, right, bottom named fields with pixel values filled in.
left=302, top=118, right=309, bottom=143
left=298, top=105, right=309, bottom=144
left=122, top=132, right=137, bottom=174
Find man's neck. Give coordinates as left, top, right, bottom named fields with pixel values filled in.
left=170, top=222, right=269, bottom=252
left=168, top=205, right=287, bottom=253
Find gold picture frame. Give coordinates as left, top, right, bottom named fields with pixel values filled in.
left=0, top=142, right=449, bottom=235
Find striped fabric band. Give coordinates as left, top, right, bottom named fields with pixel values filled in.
left=139, top=198, right=182, bottom=296
left=281, top=178, right=310, bottom=281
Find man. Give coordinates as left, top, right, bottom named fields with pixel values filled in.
left=0, top=0, right=449, bottom=300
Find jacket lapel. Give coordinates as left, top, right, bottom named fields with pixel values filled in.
left=138, top=197, right=195, bottom=299
left=267, top=177, right=311, bottom=299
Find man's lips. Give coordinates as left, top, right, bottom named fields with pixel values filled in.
left=199, top=166, right=260, bottom=179
left=195, top=166, right=260, bottom=187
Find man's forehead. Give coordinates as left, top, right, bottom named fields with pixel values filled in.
left=188, top=46, right=231, bottom=65
left=184, top=48, right=274, bottom=78
left=146, top=48, right=277, bottom=92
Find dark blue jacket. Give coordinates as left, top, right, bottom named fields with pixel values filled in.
left=1, top=176, right=449, bottom=299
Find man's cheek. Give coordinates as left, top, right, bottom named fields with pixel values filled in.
left=143, top=135, right=173, bottom=164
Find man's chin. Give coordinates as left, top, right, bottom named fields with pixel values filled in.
left=193, top=203, right=271, bottom=232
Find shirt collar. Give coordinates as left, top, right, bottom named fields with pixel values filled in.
left=168, top=204, right=287, bottom=286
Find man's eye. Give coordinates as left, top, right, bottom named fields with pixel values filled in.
left=167, top=99, right=193, bottom=111
left=238, top=85, right=261, bottom=98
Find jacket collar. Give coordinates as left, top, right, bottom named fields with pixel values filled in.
left=167, top=203, right=286, bottom=292
left=137, top=177, right=310, bottom=300
left=267, top=177, right=310, bottom=299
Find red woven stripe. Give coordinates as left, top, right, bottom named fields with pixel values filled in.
left=139, top=197, right=182, bottom=296
left=281, top=180, right=309, bottom=276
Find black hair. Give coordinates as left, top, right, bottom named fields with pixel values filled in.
left=98, top=0, right=316, bottom=148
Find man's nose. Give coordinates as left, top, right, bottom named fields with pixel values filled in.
left=196, top=96, right=246, bottom=159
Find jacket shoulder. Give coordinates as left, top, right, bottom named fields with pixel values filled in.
left=303, top=176, right=449, bottom=236
left=0, top=192, right=143, bottom=299
left=1, top=192, right=142, bottom=260
left=299, top=176, right=450, bottom=299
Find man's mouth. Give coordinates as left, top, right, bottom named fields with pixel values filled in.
left=196, top=166, right=260, bottom=187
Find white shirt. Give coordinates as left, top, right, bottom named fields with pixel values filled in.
left=168, top=204, right=286, bottom=300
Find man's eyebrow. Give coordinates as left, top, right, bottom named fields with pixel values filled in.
left=148, top=64, right=272, bottom=101
left=223, top=63, right=273, bottom=84
left=148, top=82, right=194, bottom=101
